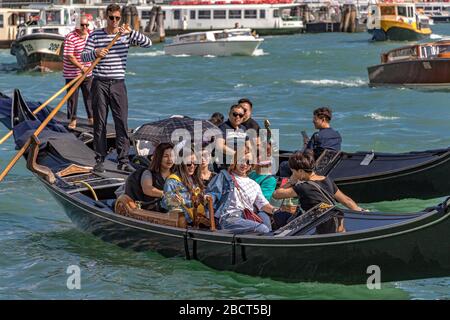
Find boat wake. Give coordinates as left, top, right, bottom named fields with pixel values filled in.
left=0, top=63, right=19, bottom=73
left=430, top=34, right=444, bottom=40
left=365, top=113, right=400, bottom=121
left=130, top=50, right=165, bottom=57
left=234, top=83, right=252, bottom=88
left=29, top=66, right=53, bottom=73
left=252, top=49, right=268, bottom=56
left=293, top=78, right=367, bottom=88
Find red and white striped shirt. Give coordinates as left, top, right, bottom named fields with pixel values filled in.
left=63, top=30, right=92, bottom=79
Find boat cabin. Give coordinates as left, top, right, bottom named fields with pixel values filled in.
left=15, top=5, right=77, bottom=39
left=380, top=40, right=450, bottom=63
left=0, top=8, right=40, bottom=48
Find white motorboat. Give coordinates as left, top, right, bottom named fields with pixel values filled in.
left=164, top=28, right=263, bottom=56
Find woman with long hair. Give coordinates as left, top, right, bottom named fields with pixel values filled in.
left=124, top=142, right=174, bottom=211
left=162, top=146, right=205, bottom=224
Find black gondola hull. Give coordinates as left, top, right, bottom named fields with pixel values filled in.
left=43, top=178, right=450, bottom=284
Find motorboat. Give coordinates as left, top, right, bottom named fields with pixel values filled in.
left=164, top=28, right=263, bottom=56
left=10, top=5, right=77, bottom=71
left=367, top=1, right=432, bottom=41
left=367, top=39, right=450, bottom=87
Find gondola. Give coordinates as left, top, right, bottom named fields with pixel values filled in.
left=0, top=91, right=449, bottom=284
left=2, top=90, right=450, bottom=203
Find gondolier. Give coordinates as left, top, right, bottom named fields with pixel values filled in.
left=81, top=3, right=152, bottom=173
left=63, top=15, right=93, bottom=129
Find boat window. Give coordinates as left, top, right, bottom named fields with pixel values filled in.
left=244, top=10, right=257, bottom=19
left=380, top=6, right=395, bottom=16
left=32, top=28, right=59, bottom=34
left=438, top=45, right=450, bottom=54
left=229, top=10, right=242, bottom=19
left=174, top=10, right=180, bottom=20
left=213, top=10, right=226, bottom=19
left=425, top=6, right=432, bottom=11
left=228, top=30, right=251, bottom=37
left=45, top=10, right=61, bottom=25
left=387, top=46, right=417, bottom=61
left=259, top=9, right=266, bottom=19
left=198, top=10, right=211, bottom=19
left=397, top=6, right=407, bottom=17
left=215, top=32, right=228, bottom=40
left=190, top=10, right=196, bottom=20
left=141, top=10, right=152, bottom=20
left=0, top=14, right=3, bottom=28
left=273, top=9, right=280, bottom=18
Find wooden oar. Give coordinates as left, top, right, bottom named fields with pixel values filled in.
left=0, top=74, right=83, bottom=145
left=0, top=32, right=121, bottom=182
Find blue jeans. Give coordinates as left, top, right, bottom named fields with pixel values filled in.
left=220, top=212, right=271, bottom=234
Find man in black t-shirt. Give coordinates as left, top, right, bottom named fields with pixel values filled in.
left=238, top=98, right=261, bottom=134
left=216, top=104, right=250, bottom=167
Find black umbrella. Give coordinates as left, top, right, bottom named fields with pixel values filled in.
left=132, top=115, right=221, bottom=145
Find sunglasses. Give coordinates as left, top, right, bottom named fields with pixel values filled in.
left=186, top=163, right=198, bottom=167
left=80, top=23, right=89, bottom=27
left=108, top=15, right=121, bottom=21
left=232, top=112, right=245, bottom=118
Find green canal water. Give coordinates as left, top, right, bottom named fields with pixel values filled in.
left=0, top=25, right=449, bottom=299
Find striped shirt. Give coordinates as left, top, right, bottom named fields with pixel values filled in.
left=81, top=29, right=151, bottom=79
left=63, top=30, right=92, bottom=79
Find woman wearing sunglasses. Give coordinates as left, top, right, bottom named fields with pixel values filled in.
left=162, top=147, right=206, bottom=224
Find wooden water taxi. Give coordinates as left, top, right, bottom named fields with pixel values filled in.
left=368, top=39, right=450, bottom=86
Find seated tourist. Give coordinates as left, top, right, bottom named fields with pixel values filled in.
left=200, top=147, right=216, bottom=187
left=248, top=142, right=276, bottom=201
left=162, top=147, right=205, bottom=224
left=124, top=143, right=174, bottom=211
left=279, top=106, right=342, bottom=177
left=215, top=104, right=253, bottom=171
left=272, top=151, right=363, bottom=234
left=209, top=112, right=224, bottom=127
left=206, top=150, right=277, bottom=234
left=305, top=106, right=342, bottom=158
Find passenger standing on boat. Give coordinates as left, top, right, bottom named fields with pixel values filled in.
left=162, top=147, right=206, bottom=224
left=206, top=149, right=276, bottom=234
left=124, top=143, right=174, bottom=211
left=81, top=3, right=152, bottom=173
left=272, top=151, right=363, bottom=234
left=63, top=15, right=93, bottom=130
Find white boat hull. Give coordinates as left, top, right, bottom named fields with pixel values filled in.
left=164, top=39, right=263, bottom=56
left=11, top=33, right=64, bottom=71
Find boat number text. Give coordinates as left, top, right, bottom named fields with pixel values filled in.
left=48, top=43, right=60, bottom=52
left=24, top=44, right=33, bottom=53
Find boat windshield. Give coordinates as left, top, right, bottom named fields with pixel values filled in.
left=45, top=10, right=61, bottom=25
left=437, top=44, right=450, bottom=54
left=387, top=46, right=418, bottom=61
left=225, top=30, right=252, bottom=37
